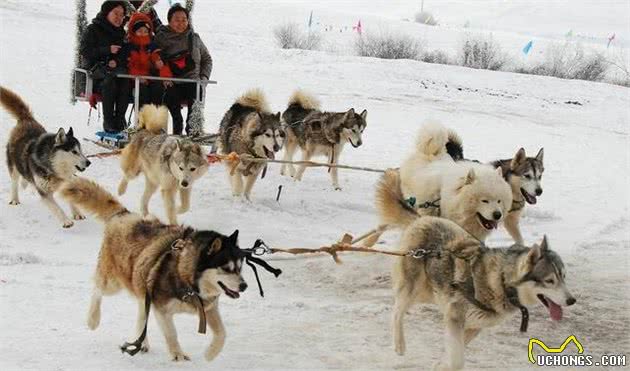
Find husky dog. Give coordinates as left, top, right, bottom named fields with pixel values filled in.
left=384, top=181, right=575, bottom=370
left=1, top=86, right=91, bottom=228
left=217, top=89, right=284, bottom=200
left=447, top=138, right=545, bottom=244
left=280, top=90, right=367, bottom=190
left=117, top=105, right=208, bottom=225
left=61, top=178, right=247, bottom=362
left=491, top=148, right=544, bottom=244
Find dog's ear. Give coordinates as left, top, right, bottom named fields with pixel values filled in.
left=360, top=109, right=367, bottom=120
left=67, top=127, right=74, bottom=138
left=228, top=229, right=239, bottom=244
left=209, top=238, right=222, bottom=255
left=343, top=108, right=355, bottom=120
left=54, top=128, right=67, bottom=146
left=527, top=243, right=543, bottom=267
left=244, top=113, right=261, bottom=137
left=510, top=148, right=526, bottom=171
left=496, top=166, right=503, bottom=178
left=535, top=148, right=544, bottom=163
left=540, top=235, right=549, bottom=252
left=464, top=168, right=476, bottom=185
left=275, top=111, right=281, bottom=121
left=175, top=139, right=182, bottom=151
left=192, top=143, right=203, bottom=155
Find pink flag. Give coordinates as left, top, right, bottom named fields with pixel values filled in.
left=353, top=20, right=362, bottom=35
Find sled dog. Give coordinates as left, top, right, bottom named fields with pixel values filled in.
left=118, top=105, right=208, bottom=224
left=447, top=137, right=544, bottom=244
left=383, top=177, right=575, bottom=370
left=217, top=89, right=284, bottom=200
left=1, top=86, right=91, bottom=228
left=280, top=90, right=367, bottom=190
left=62, top=177, right=247, bottom=362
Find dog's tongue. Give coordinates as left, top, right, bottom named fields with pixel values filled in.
left=523, top=191, right=537, bottom=205
left=547, top=298, right=563, bottom=321
left=265, top=147, right=275, bottom=160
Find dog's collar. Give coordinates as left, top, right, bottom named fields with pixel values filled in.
left=505, top=286, right=529, bottom=332
left=510, top=198, right=525, bottom=213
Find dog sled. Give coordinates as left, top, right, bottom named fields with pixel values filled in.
left=72, top=69, right=217, bottom=148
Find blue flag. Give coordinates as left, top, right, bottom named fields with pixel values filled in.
left=522, top=40, right=533, bottom=55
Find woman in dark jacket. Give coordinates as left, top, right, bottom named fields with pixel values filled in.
left=155, top=4, right=213, bottom=135
left=79, top=1, right=130, bottom=134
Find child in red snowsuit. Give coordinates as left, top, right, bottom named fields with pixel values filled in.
left=121, top=12, right=172, bottom=107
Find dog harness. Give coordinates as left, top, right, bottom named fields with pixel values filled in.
left=120, top=236, right=282, bottom=356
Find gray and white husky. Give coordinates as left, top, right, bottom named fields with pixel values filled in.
left=1, top=86, right=91, bottom=228
left=280, top=90, right=367, bottom=190
left=447, top=137, right=544, bottom=244
left=387, top=182, right=575, bottom=370
left=217, top=89, right=284, bottom=200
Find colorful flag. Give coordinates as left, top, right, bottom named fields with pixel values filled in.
left=607, top=33, right=616, bottom=48
left=522, top=40, right=533, bottom=55
left=352, top=19, right=362, bottom=35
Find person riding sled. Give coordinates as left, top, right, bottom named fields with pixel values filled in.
left=79, top=1, right=130, bottom=134
left=155, top=3, right=212, bottom=136
left=121, top=12, right=173, bottom=108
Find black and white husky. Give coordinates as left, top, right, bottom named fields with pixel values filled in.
left=1, top=86, right=91, bottom=228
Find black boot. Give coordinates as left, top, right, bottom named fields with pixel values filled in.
left=100, top=77, right=117, bottom=132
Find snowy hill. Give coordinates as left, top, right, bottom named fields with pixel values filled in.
left=0, top=1, right=628, bottom=370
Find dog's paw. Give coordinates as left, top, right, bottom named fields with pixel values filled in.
left=171, top=351, right=190, bottom=362
left=394, top=342, right=405, bottom=356
left=86, top=316, right=99, bottom=330
left=73, top=212, right=86, bottom=220
left=140, top=342, right=150, bottom=353
left=333, top=185, right=342, bottom=191
left=8, top=200, right=20, bottom=205
left=432, top=361, right=454, bottom=371
left=62, top=220, right=74, bottom=229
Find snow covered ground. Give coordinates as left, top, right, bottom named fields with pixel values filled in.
left=0, top=1, right=629, bottom=370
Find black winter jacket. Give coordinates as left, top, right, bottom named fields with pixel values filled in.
left=80, top=12, right=126, bottom=69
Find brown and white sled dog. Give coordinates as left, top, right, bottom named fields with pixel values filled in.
left=117, top=105, right=208, bottom=224
left=1, top=86, right=91, bottom=228
left=382, top=175, right=576, bottom=370
left=446, top=136, right=545, bottom=244
left=364, top=122, right=512, bottom=246
left=280, top=90, right=367, bottom=190
left=217, top=89, right=284, bottom=200
left=61, top=178, right=247, bottom=362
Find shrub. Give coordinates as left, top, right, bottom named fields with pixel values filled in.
left=459, top=34, right=506, bottom=71
left=517, top=43, right=609, bottom=82
left=420, top=49, right=450, bottom=64
left=273, top=22, right=322, bottom=50
left=355, top=33, right=422, bottom=60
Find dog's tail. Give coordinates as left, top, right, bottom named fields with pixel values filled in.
left=414, top=121, right=456, bottom=161
left=0, top=86, right=34, bottom=123
left=61, top=178, right=128, bottom=223
left=445, top=129, right=464, bottom=161
left=375, top=169, right=419, bottom=228
left=236, top=88, right=270, bottom=113
left=138, top=104, right=168, bottom=134
left=287, top=90, right=321, bottom=110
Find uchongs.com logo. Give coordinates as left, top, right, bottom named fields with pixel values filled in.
left=528, top=335, right=627, bottom=367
